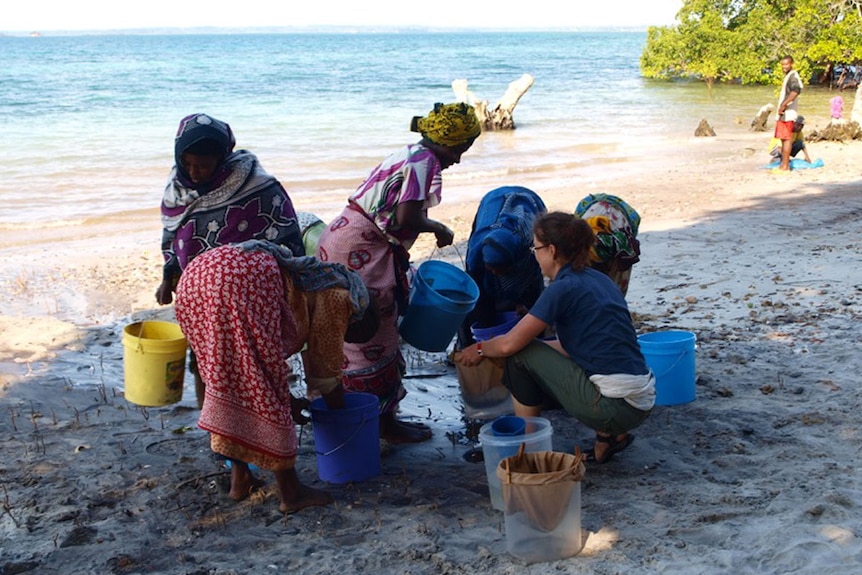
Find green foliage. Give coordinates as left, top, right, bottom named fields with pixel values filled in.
left=641, top=0, right=862, bottom=85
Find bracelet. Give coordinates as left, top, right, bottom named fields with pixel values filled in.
left=476, top=342, right=483, bottom=356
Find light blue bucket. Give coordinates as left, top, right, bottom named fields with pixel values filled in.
left=638, top=330, right=696, bottom=406
left=399, top=260, right=479, bottom=352
left=311, top=392, right=380, bottom=484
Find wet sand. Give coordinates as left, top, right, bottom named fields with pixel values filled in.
left=1, top=132, right=861, bottom=574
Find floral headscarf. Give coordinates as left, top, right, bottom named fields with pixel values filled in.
left=411, top=102, right=481, bottom=148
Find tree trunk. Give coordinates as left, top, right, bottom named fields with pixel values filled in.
left=750, top=103, right=774, bottom=132
left=820, top=62, right=833, bottom=87
left=452, top=74, right=534, bottom=131
left=807, top=118, right=862, bottom=142
left=694, top=119, right=716, bottom=137
left=852, top=84, right=862, bottom=126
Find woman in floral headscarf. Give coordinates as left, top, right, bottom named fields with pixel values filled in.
left=574, top=194, right=641, bottom=297
left=156, top=113, right=304, bottom=407
left=317, top=102, right=481, bottom=444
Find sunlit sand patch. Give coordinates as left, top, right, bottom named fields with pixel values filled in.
left=0, top=316, right=82, bottom=363
left=579, top=526, right=620, bottom=555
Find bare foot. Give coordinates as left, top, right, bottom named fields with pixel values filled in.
left=278, top=484, right=333, bottom=514
left=228, top=461, right=263, bottom=501
left=274, top=468, right=333, bottom=514
left=379, top=412, right=432, bottom=443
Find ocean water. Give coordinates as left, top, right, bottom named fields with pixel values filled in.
left=0, top=31, right=839, bottom=228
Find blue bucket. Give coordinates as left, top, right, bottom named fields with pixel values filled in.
left=638, top=330, right=696, bottom=406
left=310, top=392, right=380, bottom=483
left=399, top=260, right=479, bottom=352
left=471, top=311, right=520, bottom=342
left=491, top=415, right=526, bottom=437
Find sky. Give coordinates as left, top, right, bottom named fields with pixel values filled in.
left=3, top=1, right=683, bottom=32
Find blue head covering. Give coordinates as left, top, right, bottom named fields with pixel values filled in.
left=481, top=228, right=520, bottom=269
left=466, top=186, right=547, bottom=273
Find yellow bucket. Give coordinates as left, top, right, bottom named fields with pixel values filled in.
left=122, top=321, right=187, bottom=407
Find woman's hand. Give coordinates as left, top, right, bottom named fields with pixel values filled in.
left=457, top=343, right=484, bottom=367
left=460, top=314, right=548, bottom=366
left=435, top=224, right=454, bottom=247
left=289, top=395, right=312, bottom=425
left=155, top=279, right=174, bottom=305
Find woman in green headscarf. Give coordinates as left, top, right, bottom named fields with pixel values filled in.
left=317, top=102, right=480, bottom=444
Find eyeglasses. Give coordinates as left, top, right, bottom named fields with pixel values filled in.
left=529, top=244, right=549, bottom=255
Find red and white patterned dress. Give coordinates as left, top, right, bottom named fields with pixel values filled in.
left=175, top=245, right=352, bottom=470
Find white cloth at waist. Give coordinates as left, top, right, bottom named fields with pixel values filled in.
left=590, top=371, right=656, bottom=411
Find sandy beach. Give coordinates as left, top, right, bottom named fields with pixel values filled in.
left=1, top=128, right=861, bottom=574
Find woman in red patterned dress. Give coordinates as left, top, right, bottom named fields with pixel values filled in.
left=175, top=240, right=378, bottom=513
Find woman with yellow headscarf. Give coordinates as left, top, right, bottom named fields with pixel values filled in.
left=317, top=102, right=480, bottom=444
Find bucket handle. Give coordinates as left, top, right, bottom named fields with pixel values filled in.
left=135, top=321, right=147, bottom=353
left=313, top=412, right=373, bottom=458
left=652, top=349, right=692, bottom=379
left=429, top=244, right=466, bottom=270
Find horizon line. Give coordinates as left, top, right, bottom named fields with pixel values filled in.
left=1, top=24, right=665, bottom=37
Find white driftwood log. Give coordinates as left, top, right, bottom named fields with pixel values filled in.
left=452, top=73, right=534, bottom=130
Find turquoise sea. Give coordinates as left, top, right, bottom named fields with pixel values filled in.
left=0, top=31, right=838, bottom=228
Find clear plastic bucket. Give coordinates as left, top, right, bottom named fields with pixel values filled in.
left=496, top=451, right=584, bottom=563
left=479, top=416, right=553, bottom=510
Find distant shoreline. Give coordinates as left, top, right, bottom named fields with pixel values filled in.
left=0, top=26, right=654, bottom=38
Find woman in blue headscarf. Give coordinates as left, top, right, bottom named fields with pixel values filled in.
left=459, top=186, right=547, bottom=347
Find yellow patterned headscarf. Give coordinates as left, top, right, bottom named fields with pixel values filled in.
left=411, top=102, right=481, bottom=148
left=585, top=216, right=612, bottom=264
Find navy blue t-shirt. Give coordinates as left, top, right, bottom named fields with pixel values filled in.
left=529, top=266, right=648, bottom=376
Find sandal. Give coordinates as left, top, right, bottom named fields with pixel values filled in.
left=584, top=433, right=634, bottom=464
